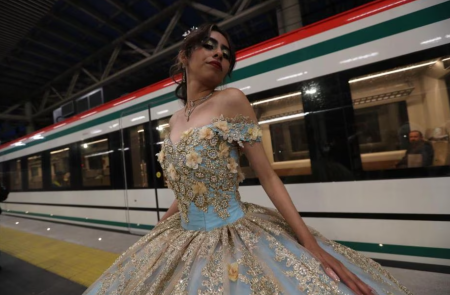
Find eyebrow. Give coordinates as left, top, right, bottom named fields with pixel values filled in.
left=208, top=37, right=230, bottom=52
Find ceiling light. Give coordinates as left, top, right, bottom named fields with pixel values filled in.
left=340, top=52, right=378, bottom=64
left=251, top=92, right=301, bottom=106
left=157, top=110, right=168, bottom=115
left=349, top=61, right=436, bottom=83
left=305, top=88, right=317, bottom=94
left=259, top=113, right=309, bottom=124
left=131, top=116, right=145, bottom=122
left=50, top=148, right=69, bottom=154
left=82, top=138, right=108, bottom=148
left=156, top=123, right=170, bottom=131
left=239, top=86, right=251, bottom=91
left=91, top=130, right=102, bottom=134
left=420, top=37, right=442, bottom=45
left=277, top=71, right=308, bottom=82
left=85, top=150, right=114, bottom=158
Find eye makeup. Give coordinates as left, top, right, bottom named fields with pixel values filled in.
left=202, top=37, right=231, bottom=60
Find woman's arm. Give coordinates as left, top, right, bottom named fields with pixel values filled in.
left=157, top=199, right=179, bottom=224
left=221, top=88, right=373, bottom=295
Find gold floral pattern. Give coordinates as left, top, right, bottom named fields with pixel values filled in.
left=157, top=114, right=262, bottom=223
left=86, top=114, right=413, bottom=295
left=87, top=205, right=413, bottom=295
left=228, top=262, right=239, bottom=282
left=186, top=150, right=202, bottom=169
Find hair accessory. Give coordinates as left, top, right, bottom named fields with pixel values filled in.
left=182, top=26, right=198, bottom=39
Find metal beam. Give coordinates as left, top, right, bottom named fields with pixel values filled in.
left=51, top=87, right=64, bottom=101
left=0, top=104, right=22, bottom=115
left=66, top=70, right=80, bottom=98
left=231, top=0, right=243, bottom=14
left=33, top=0, right=280, bottom=118
left=23, top=1, right=183, bottom=106
left=104, top=0, right=142, bottom=23
left=236, top=0, right=252, bottom=14
left=36, top=24, right=97, bottom=52
left=125, top=41, right=152, bottom=58
left=0, top=114, right=29, bottom=121
left=81, top=68, right=99, bottom=83
left=39, top=90, right=51, bottom=112
left=102, top=46, right=122, bottom=80
left=190, top=2, right=231, bottom=19
left=155, top=8, right=183, bottom=53
left=219, top=0, right=278, bottom=29
left=2, top=56, right=62, bottom=74
left=24, top=37, right=84, bottom=60
left=47, top=12, right=111, bottom=44
left=65, top=0, right=126, bottom=34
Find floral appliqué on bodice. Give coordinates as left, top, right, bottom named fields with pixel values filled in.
left=156, top=115, right=262, bottom=223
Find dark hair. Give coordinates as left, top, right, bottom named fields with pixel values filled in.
left=170, top=24, right=236, bottom=104
left=409, top=130, right=423, bottom=137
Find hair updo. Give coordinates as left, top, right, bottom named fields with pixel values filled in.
left=170, top=24, right=236, bottom=104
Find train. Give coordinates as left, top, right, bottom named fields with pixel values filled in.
left=1, top=0, right=449, bottom=272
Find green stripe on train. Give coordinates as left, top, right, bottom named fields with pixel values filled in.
left=5, top=210, right=154, bottom=230
left=2, top=1, right=450, bottom=158
left=5, top=210, right=450, bottom=260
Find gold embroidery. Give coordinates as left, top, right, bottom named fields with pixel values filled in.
left=88, top=114, right=412, bottom=295
left=159, top=115, right=262, bottom=223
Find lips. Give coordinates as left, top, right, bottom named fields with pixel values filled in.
left=207, top=61, right=222, bottom=71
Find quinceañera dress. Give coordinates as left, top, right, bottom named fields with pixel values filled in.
left=84, top=115, right=412, bottom=295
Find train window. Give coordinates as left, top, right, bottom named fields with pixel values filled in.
left=350, top=56, right=450, bottom=171
left=244, top=91, right=311, bottom=178
left=154, top=117, right=170, bottom=188
left=129, top=124, right=148, bottom=188
left=80, top=138, right=111, bottom=187
left=9, top=159, right=22, bottom=190
left=28, top=155, right=43, bottom=189
left=50, top=147, right=71, bottom=188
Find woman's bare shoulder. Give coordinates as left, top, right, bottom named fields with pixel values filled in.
left=218, top=88, right=256, bottom=120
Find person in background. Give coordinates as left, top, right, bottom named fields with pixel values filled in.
left=52, top=171, right=65, bottom=188
left=396, top=130, right=434, bottom=168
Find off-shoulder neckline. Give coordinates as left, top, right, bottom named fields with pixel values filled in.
left=167, top=114, right=257, bottom=146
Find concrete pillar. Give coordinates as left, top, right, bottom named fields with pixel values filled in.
left=277, top=0, right=302, bottom=35
left=25, top=101, right=35, bottom=134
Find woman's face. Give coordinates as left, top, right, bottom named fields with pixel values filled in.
left=185, top=31, right=232, bottom=87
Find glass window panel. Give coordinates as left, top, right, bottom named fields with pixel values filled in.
left=244, top=91, right=311, bottom=178
left=50, top=147, right=71, bottom=188
left=350, top=57, right=450, bottom=170
left=154, top=117, right=170, bottom=188
left=80, top=138, right=111, bottom=187
left=28, top=155, right=43, bottom=189
left=129, top=125, right=148, bottom=188
left=9, top=159, right=22, bottom=190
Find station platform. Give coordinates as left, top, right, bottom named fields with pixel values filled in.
left=1, top=215, right=449, bottom=295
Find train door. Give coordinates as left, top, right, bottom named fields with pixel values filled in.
left=119, top=105, right=158, bottom=235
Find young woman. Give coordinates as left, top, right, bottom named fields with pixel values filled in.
left=83, top=24, right=412, bottom=295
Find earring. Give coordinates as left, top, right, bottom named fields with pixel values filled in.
left=182, top=71, right=186, bottom=83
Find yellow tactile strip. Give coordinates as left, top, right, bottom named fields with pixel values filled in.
left=0, top=226, right=119, bottom=287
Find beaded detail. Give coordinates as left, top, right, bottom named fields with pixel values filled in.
left=157, top=114, right=262, bottom=223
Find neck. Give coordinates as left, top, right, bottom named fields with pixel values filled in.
left=186, top=79, right=214, bottom=104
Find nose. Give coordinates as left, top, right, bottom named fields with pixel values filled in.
left=213, top=49, right=223, bottom=60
